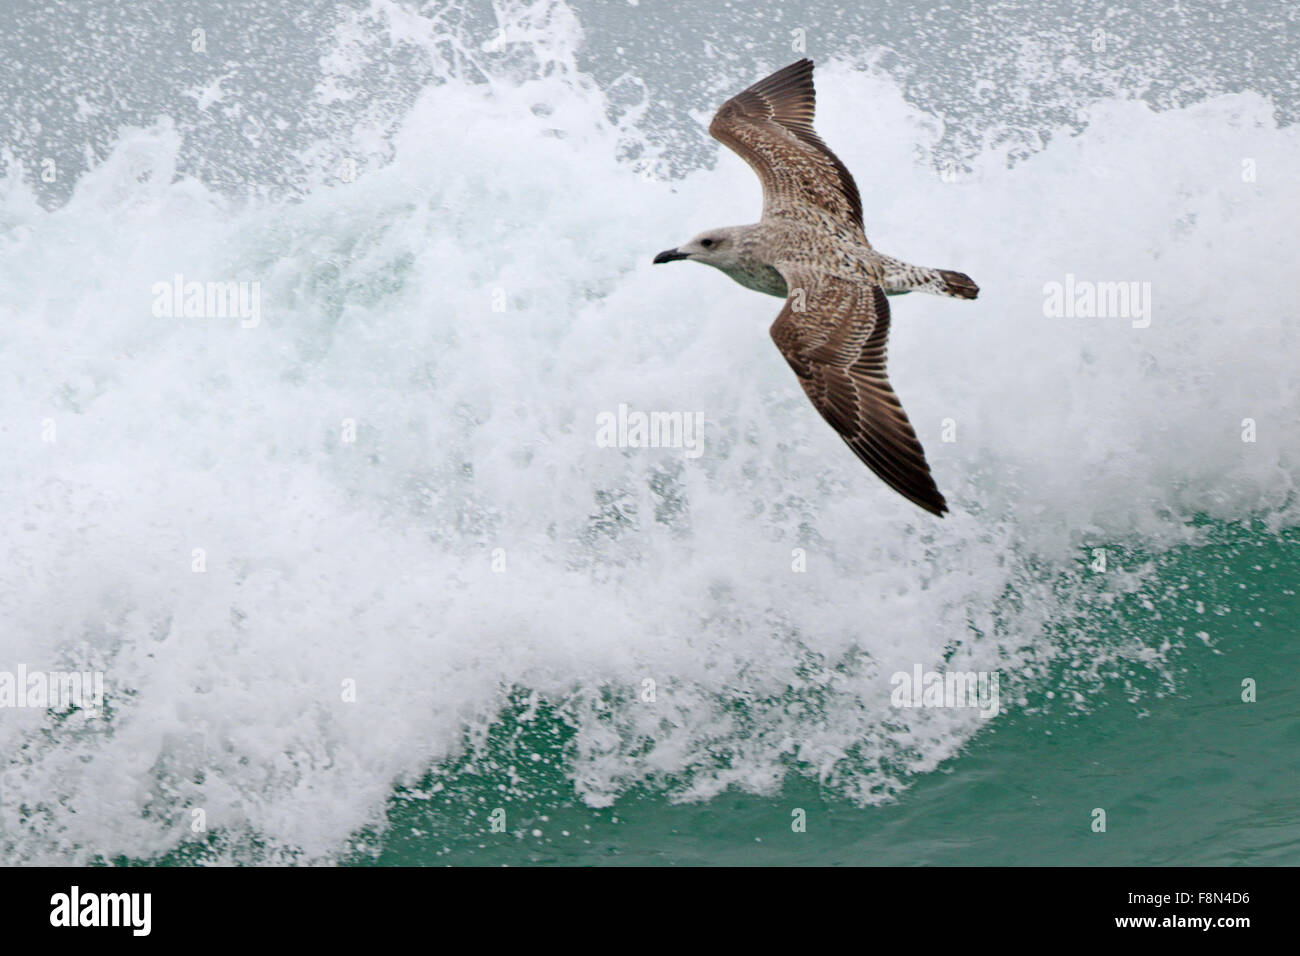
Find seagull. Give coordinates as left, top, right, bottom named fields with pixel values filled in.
left=653, top=59, right=978, bottom=516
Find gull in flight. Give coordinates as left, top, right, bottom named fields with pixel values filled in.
left=654, top=59, right=978, bottom=516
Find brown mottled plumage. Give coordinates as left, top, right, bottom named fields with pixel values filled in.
left=653, top=59, right=980, bottom=517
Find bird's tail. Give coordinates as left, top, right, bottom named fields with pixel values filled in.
left=937, top=269, right=979, bottom=299
left=878, top=255, right=980, bottom=300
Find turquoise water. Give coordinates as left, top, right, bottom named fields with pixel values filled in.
left=3, top=1, right=1298, bottom=866
left=121, top=526, right=1299, bottom=867
left=350, top=524, right=1299, bottom=866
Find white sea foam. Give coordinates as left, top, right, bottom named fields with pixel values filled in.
left=1, top=12, right=1297, bottom=862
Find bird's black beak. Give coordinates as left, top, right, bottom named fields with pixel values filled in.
left=653, top=248, right=689, bottom=264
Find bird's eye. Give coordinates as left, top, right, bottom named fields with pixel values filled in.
left=700, top=238, right=714, bottom=248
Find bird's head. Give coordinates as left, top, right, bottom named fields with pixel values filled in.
left=653, top=228, right=744, bottom=271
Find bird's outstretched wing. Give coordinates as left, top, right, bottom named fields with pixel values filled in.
left=770, top=269, right=948, bottom=516
left=709, top=59, right=864, bottom=229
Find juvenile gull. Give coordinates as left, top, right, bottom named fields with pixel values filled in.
left=654, top=59, right=978, bottom=517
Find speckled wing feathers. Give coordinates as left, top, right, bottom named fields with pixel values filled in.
left=770, top=272, right=948, bottom=516
left=709, top=59, right=864, bottom=228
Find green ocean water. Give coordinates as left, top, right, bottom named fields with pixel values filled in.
left=121, top=523, right=1295, bottom=868
left=336, top=523, right=1296, bottom=867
